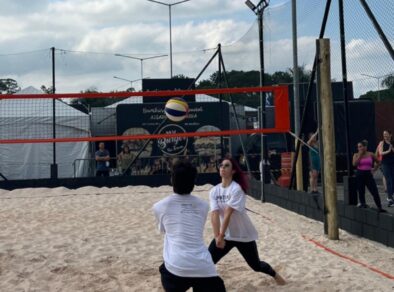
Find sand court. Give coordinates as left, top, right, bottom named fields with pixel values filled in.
left=0, top=185, right=393, bottom=291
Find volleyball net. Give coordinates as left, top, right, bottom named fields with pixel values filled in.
left=0, top=86, right=289, bottom=179
left=0, top=86, right=289, bottom=144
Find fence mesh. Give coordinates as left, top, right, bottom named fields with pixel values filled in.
left=0, top=0, right=392, bottom=180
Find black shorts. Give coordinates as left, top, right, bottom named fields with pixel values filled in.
left=159, top=263, right=226, bottom=292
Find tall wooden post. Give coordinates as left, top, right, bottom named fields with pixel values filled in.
left=317, top=38, right=338, bottom=240
left=296, top=148, right=303, bottom=190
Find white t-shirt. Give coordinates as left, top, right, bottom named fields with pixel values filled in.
left=153, top=193, right=218, bottom=278
left=209, top=181, right=258, bottom=242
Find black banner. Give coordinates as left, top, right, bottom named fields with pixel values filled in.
left=116, top=102, right=229, bottom=159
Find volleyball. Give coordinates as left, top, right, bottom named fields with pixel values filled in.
left=164, top=98, right=189, bottom=122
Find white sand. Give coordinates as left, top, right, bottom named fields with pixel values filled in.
left=0, top=185, right=393, bottom=292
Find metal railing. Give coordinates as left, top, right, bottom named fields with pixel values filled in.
left=72, top=154, right=221, bottom=178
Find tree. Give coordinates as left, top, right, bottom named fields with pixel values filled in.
left=172, top=74, right=191, bottom=79
left=288, top=65, right=312, bottom=83
left=381, top=74, right=394, bottom=89
left=70, top=87, right=128, bottom=108
left=358, top=74, right=394, bottom=101
left=0, top=78, right=20, bottom=94
left=196, top=68, right=312, bottom=107
left=359, top=88, right=394, bottom=101
left=41, top=85, right=54, bottom=94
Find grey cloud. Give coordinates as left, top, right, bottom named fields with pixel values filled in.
left=0, top=0, right=48, bottom=15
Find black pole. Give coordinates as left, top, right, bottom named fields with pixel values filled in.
left=218, top=51, right=252, bottom=174
left=122, top=118, right=168, bottom=175
left=258, top=10, right=268, bottom=200
left=358, top=0, right=394, bottom=61
left=338, top=0, right=352, bottom=177
left=289, top=0, right=332, bottom=189
left=218, top=44, right=224, bottom=157
left=258, top=10, right=266, bottom=154
left=122, top=47, right=221, bottom=175
left=191, top=49, right=220, bottom=86
left=51, top=47, right=58, bottom=179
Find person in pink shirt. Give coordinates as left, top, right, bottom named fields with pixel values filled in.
left=352, top=140, right=386, bottom=212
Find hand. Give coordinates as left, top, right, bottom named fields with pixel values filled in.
left=215, top=234, right=225, bottom=249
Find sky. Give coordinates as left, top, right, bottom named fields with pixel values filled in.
left=0, top=0, right=392, bottom=97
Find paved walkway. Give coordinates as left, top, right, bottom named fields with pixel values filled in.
left=316, top=170, right=394, bottom=214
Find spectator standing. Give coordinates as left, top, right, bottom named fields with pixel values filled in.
left=117, top=145, right=134, bottom=175
left=95, top=142, right=110, bottom=177
left=307, top=131, right=320, bottom=194
left=377, top=130, right=394, bottom=207
left=352, top=140, right=386, bottom=212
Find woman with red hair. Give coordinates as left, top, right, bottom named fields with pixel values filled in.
left=208, top=157, right=286, bottom=285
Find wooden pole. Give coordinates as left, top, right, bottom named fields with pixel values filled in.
left=296, top=147, right=303, bottom=190
left=317, top=38, right=338, bottom=240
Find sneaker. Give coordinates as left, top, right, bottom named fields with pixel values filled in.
left=378, top=208, right=388, bottom=213
left=357, top=204, right=368, bottom=208
left=388, top=200, right=394, bottom=207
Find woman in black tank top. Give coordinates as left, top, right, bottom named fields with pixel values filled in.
left=379, top=130, right=394, bottom=207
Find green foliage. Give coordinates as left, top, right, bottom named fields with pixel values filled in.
left=0, top=78, right=20, bottom=94
left=41, top=85, right=54, bottom=94
left=359, top=74, right=394, bottom=101
left=381, top=74, right=394, bottom=89
left=196, top=67, right=310, bottom=107
left=70, top=87, right=127, bottom=108
left=172, top=74, right=190, bottom=79
left=359, top=87, right=394, bottom=101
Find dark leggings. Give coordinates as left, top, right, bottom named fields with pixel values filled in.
left=356, top=170, right=382, bottom=209
left=159, top=263, right=226, bottom=292
left=208, top=239, right=276, bottom=277
left=381, top=163, right=394, bottom=198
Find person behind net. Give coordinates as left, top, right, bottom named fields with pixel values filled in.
left=95, top=142, right=110, bottom=177
left=208, top=157, right=286, bottom=286
left=376, top=130, right=394, bottom=207
left=352, top=140, right=386, bottom=212
left=152, top=160, right=226, bottom=292
left=117, top=145, right=134, bottom=176
left=307, top=131, right=320, bottom=194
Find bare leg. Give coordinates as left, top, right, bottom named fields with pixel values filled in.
left=309, top=171, right=314, bottom=192
left=274, top=273, right=286, bottom=285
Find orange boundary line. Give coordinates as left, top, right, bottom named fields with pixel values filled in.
left=302, top=235, right=394, bottom=280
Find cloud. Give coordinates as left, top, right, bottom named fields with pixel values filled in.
left=0, top=0, right=256, bottom=92
left=0, top=0, right=392, bottom=98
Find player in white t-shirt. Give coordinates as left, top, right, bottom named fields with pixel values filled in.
left=209, top=157, right=286, bottom=286
left=153, top=160, right=226, bottom=292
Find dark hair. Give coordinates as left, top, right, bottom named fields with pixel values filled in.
left=221, top=156, right=249, bottom=193
left=171, top=160, right=197, bottom=195
left=359, top=140, right=368, bottom=147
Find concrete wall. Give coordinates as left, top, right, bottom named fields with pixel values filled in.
left=249, top=180, right=394, bottom=248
